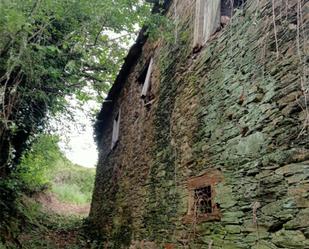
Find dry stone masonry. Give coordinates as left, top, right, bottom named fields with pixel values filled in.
left=90, top=0, right=309, bottom=248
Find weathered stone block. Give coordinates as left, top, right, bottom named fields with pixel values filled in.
left=251, top=240, right=278, bottom=249
left=271, top=230, right=309, bottom=248
left=221, top=211, right=244, bottom=225
left=284, top=209, right=309, bottom=230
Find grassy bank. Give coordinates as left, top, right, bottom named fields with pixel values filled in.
left=0, top=195, right=97, bottom=249
left=50, top=160, right=95, bottom=205
left=0, top=134, right=96, bottom=247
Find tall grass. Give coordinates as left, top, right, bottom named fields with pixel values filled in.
left=50, top=159, right=95, bottom=204
left=52, top=184, right=88, bottom=204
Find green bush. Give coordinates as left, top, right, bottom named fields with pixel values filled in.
left=17, top=134, right=95, bottom=204
left=52, top=165, right=95, bottom=198
left=17, top=135, right=62, bottom=191
left=52, top=184, right=89, bottom=204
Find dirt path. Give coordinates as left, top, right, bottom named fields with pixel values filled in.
left=17, top=193, right=93, bottom=249
left=35, top=192, right=90, bottom=216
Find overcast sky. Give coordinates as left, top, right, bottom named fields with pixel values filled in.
left=53, top=95, right=100, bottom=168
left=60, top=121, right=98, bottom=168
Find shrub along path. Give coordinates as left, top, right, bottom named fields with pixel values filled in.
left=14, top=193, right=94, bottom=249
left=0, top=137, right=97, bottom=248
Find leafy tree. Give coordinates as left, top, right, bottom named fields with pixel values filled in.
left=17, top=134, right=61, bottom=191
left=0, top=0, right=151, bottom=177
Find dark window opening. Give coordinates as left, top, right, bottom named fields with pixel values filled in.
left=115, top=112, right=119, bottom=122
left=137, top=59, right=151, bottom=84
left=139, top=58, right=154, bottom=109
left=111, top=110, right=120, bottom=149
left=185, top=170, right=223, bottom=223
left=221, top=0, right=246, bottom=18
left=194, top=186, right=213, bottom=214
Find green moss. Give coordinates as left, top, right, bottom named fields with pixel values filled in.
left=144, top=29, right=192, bottom=242
left=111, top=215, right=133, bottom=249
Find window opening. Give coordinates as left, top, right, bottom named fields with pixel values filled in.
left=194, top=186, right=213, bottom=214
left=137, top=59, right=150, bottom=84
left=194, top=0, right=220, bottom=48
left=221, top=0, right=246, bottom=19
left=194, top=0, right=246, bottom=49
left=138, top=57, right=155, bottom=109
left=141, top=57, right=153, bottom=99
left=184, top=169, right=223, bottom=223
left=111, top=110, right=120, bottom=149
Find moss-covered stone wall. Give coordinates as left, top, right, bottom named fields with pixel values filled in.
left=90, top=0, right=309, bottom=248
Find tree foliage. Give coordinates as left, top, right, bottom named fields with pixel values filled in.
left=17, top=133, right=95, bottom=204
left=17, top=134, right=61, bottom=191
left=0, top=0, right=151, bottom=176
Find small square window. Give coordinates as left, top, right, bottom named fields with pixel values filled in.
left=184, top=169, right=223, bottom=223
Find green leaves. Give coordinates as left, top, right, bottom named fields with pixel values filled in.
left=0, top=0, right=156, bottom=177
left=5, top=9, right=26, bottom=33
left=17, top=135, right=61, bottom=191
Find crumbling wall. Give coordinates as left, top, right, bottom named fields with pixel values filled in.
left=90, top=0, right=309, bottom=248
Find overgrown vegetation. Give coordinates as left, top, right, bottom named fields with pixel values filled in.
left=0, top=0, right=150, bottom=178
left=17, top=135, right=62, bottom=192
left=51, top=162, right=95, bottom=205
left=0, top=134, right=95, bottom=246
left=0, top=195, right=96, bottom=249
left=0, top=0, right=151, bottom=245
left=17, top=134, right=95, bottom=204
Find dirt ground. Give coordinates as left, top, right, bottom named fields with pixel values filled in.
left=16, top=193, right=94, bottom=249
left=34, top=192, right=90, bottom=216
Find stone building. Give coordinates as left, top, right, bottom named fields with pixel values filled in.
left=89, top=0, right=309, bottom=248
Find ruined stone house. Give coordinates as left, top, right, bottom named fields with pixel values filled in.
left=89, top=0, right=309, bottom=248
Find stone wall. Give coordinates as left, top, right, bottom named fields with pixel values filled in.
left=90, top=0, right=309, bottom=248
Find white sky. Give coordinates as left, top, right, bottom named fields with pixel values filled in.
left=60, top=122, right=98, bottom=168
left=53, top=95, right=100, bottom=168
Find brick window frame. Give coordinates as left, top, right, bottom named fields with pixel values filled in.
left=184, top=169, right=223, bottom=223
